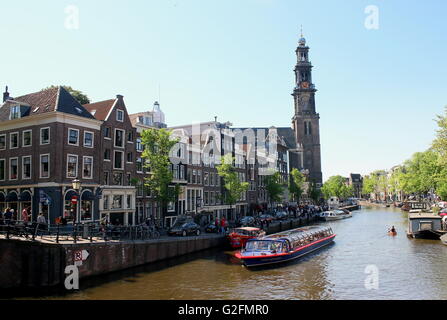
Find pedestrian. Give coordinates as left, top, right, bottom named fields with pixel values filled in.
left=37, top=213, right=47, bottom=230
left=4, top=207, right=12, bottom=225
left=220, top=216, right=226, bottom=234
left=22, top=207, right=30, bottom=225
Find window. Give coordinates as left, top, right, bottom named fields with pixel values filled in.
left=40, top=154, right=50, bottom=179
left=22, top=156, right=31, bottom=179
left=197, top=170, right=202, bottom=185
left=84, top=131, right=94, bottom=148
left=40, top=128, right=50, bottom=145
left=103, top=171, right=109, bottom=185
left=68, top=129, right=79, bottom=145
left=114, top=151, right=124, bottom=169
left=104, top=149, right=111, bottom=161
left=127, top=131, right=133, bottom=143
left=126, top=195, right=132, bottom=209
left=136, top=158, right=143, bottom=172
left=115, top=129, right=124, bottom=148
left=192, top=170, right=197, bottom=184
left=204, top=172, right=209, bottom=186
left=136, top=138, right=143, bottom=152
left=104, top=127, right=111, bottom=139
left=83, top=156, right=93, bottom=179
left=23, top=130, right=32, bottom=147
left=127, top=152, right=133, bottom=163
left=126, top=173, right=131, bottom=186
left=67, top=155, right=78, bottom=178
left=10, top=132, right=18, bottom=149
left=103, top=195, right=110, bottom=210
left=0, top=134, right=5, bottom=150
left=116, top=110, right=124, bottom=122
left=113, top=172, right=123, bottom=185
left=112, top=195, right=123, bottom=209
left=9, top=158, right=18, bottom=180
left=10, top=105, right=20, bottom=120
left=0, top=159, right=5, bottom=181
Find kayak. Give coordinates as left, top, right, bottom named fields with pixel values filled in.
left=388, top=231, right=397, bottom=236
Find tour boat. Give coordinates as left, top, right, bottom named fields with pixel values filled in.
left=227, top=227, right=266, bottom=249
left=321, top=209, right=352, bottom=221
left=235, top=226, right=335, bottom=267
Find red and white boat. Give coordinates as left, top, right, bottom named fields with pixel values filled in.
left=227, top=227, right=266, bottom=249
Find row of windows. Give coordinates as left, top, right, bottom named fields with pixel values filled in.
left=187, top=169, right=222, bottom=187
left=0, top=155, right=49, bottom=181
left=0, top=128, right=50, bottom=150
left=66, top=155, right=94, bottom=179
left=103, top=127, right=134, bottom=148
left=68, top=128, right=95, bottom=148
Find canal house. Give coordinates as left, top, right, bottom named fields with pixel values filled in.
left=0, top=86, right=102, bottom=225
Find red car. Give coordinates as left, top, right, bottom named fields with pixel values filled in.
left=227, top=227, right=266, bottom=249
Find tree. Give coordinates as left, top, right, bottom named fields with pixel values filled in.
left=141, top=128, right=180, bottom=221
left=309, top=182, right=322, bottom=204
left=43, top=85, right=90, bottom=105
left=432, top=106, right=447, bottom=163
left=321, top=176, right=353, bottom=201
left=216, top=154, right=250, bottom=220
left=289, top=168, right=305, bottom=203
left=264, top=171, right=285, bottom=209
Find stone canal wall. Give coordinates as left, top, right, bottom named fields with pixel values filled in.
left=0, top=235, right=225, bottom=290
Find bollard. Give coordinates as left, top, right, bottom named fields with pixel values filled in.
left=56, top=224, right=60, bottom=244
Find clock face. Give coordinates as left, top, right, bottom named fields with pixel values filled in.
left=301, top=81, right=309, bottom=89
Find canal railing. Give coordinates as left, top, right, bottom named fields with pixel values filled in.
left=0, top=220, right=162, bottom=244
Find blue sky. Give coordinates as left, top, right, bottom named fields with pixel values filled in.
left=1, top=0, right=446, bottom=180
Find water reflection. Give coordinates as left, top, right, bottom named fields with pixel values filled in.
left=31, top=206, right=447, bottom=300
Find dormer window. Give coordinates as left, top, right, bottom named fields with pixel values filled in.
left=10, top=105, right=20, bottom=120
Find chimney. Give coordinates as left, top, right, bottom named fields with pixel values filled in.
left=3, top=86, right=9, bottom=102
left=116, top=94, right=124, bottom=100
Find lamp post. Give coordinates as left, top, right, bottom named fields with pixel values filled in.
left=72, top=179, right=81, bottom=224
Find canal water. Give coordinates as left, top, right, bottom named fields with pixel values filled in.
left=38, top=206, right=447, bottom=300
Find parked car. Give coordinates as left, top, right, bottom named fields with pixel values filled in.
left=239, top=216, right=255, bottom=227
left=168, top=222, right=201, bottom=237
left=274, top=211, right=288, bottom=220
left=205, top=224, right=219, bottom=233
left=259, top=214, right=274, bottom=223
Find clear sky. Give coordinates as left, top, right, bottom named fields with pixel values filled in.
left=1, top=0, right=446, bottom=181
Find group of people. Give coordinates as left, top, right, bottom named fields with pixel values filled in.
left=0, top=206, right=49, bottom=229
left=215, top=217, right=228, bottom=234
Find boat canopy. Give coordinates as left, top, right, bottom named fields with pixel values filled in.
left=251, top=226, right=333, bottom=244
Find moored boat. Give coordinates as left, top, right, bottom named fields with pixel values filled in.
left=321, top=209, right=352, bottom=221
left=235, top=226, right=335, bottom=267
left=227, top=227, right=266, bottom=249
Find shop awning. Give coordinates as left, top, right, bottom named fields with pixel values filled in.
left=65, top=190, right=78, bottom=201
left=18, top=191, right=32, bottom=202
left=81, top=190, right=96, bottom=201
left=5, top=192, right=18, bottom=202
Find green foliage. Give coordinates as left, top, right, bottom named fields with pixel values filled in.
left=265, top=171, right=284, bottom=205
left=321, top=175, right=353, bottom=200
left=309, top=182, right=322, bottom=204
left=216, top=154, right=250, bottom=207
left=43, top=85, right=90, bottom=105
left=141, top=128, right=180, bottom=209
left=289, top=168, right=305, bottom=202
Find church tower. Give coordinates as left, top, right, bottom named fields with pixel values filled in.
left=292, top=32, right=323, bottom=186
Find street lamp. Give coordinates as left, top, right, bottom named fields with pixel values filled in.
left=72, top=179, right=81, bottom=223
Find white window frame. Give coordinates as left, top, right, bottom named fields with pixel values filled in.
left=126, top=152, right=133, bottom=164
left=66, top=154, right=78, bottom=179
left=10, top=132, right=19, bottom=149
left=40, top=154, right=50, bottom=179
left=104, top=126, right=112, bottom=140
left=113, top=150, right=124, bottom=170
left=68, top=128, right=80, bottom=146
left=9, top=157, right=18, bottom=181
left=22, top=130, right=32, bottom=147
left=116, top=109, right=124, bottom=122
left=82, top=156, right=94, bottom=179
left=22, top=155, right=32, bottom=180
left=83, top=131, right=94, bottom=148
left=0, top=158, right=5, bottom=181
left=40, top=127, right=50, bottom=145
left=0, top=134, right=6, bottom=150
left=114, top=129, right=125, bottom=148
